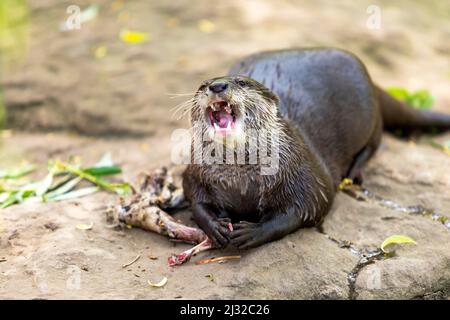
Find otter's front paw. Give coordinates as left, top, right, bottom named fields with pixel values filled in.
left=230, top=221, right=264, bottom=249
left=205, top=219, right=231, bottom=248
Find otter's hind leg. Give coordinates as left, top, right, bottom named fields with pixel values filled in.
left=346, top=116, right=382, bottom=184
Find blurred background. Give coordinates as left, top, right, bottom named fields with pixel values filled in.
left=1, top=1, right=450, bottom=300
left=0, top=0, right=449, bottom=167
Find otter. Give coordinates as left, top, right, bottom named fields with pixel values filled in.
left=182, top=48, right=450, bottom=249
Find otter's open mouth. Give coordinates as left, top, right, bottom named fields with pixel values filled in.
left=207, top=100, right=237, bottom=134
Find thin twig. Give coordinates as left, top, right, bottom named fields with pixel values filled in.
left=122, top=254, right=141, bottom=268
left=195, top=255, right=241, bottom=265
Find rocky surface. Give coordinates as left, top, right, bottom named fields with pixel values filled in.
left=0, top=133, right=449, bottom=300
left=1, top=0, right=449, bottom=299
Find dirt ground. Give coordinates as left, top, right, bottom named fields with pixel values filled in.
left=0, top=0, right=449, bottom=299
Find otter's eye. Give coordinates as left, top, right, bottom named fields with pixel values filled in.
left=236, top=79, right=246, bottom=87
left=199, top=80, right=213, bottom=90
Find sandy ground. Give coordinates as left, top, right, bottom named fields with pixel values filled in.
left=0, top=0, right=449, bottom=299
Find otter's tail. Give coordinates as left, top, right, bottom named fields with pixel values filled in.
left=377, top=86, right=450, bottom=132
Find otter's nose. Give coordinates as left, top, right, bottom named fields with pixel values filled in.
left=209, top=82, right=228, bottom=93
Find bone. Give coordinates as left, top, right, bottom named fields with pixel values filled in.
left=168, top=238, right=213, bottom=266
left=106, top=167, right=212, bottom=266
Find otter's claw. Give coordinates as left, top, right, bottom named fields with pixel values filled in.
left=207, top=219, right=230, bottom=248
left=230, top=221, right=264, bottom=249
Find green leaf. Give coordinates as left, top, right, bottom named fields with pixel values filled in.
left=55, top=161, right=130, bottom=196
left=48, top=187, right=100, bottom=202
left=0, top=189, right=34, bottom=208
left=0, top=192, right=18, bottom=208
left=35, top=171, right=54, bottom=197
left=381, top=235, right=417, bottom=253
left=47, top=174, right=73, bottom=192
left=0, top=192, right=8, bottom=202
left=386, top=87, right=410, bottom=101
left=386, top=87, right=434, bottom=110
left=83, top=166, right=122, bottom=176
left=1, top=153, right=128, bottom=207
left=407, top=90, right=434, bottom=110
left=83, top=153, right=122, bottom=176
left=44, top=177, right=82, bottom=200
left=110, top=182, right=132, bottom=196
left=0, top=164, right=36, bottom=179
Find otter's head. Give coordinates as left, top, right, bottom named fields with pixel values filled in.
left=190, top=76, right=279, bottom=141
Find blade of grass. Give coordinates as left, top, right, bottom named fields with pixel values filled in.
left=83, top=153, right=122, bottom=176
left=54, top=160, right=131, bottom=196
left=83, top=166, right=122, bottom=176
left=48, top=186, right=99, bottom=202
left=47, top=174, right=73, bottom=192
left=35, top=171, right=54, bottom=197
left=44, top=177, right=82, bottom=200
left=0, top=164, right=35, bottom=179
left=0, top=189, right=34, bottom=208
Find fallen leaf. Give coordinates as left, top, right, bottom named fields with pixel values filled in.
left=338, top=178, right=353, bottom=190
left=177, top=55, right=189, bottom=66
left=148, top=277, right=167, bottom=288
left=205, top=274, right=215, bottom=282
left=139, top=143, right=149, bottom=152
left=117, top=11, right=130, bottom=23
left=120, top=29, right=150, bottom=44
left=166, top=17, right=179, bottom=28
left=381, top=235, right=417, bottom=253
left=197, top=19, right=215, bottom=33
left=148, top=254, right=158, bottom=260
left=443, top=145, right=450, bottom=156
left=80, top=5, right=99, bottom=24
left=76, top=222, right=93, bottom=230
left=444, top=140, right=450, bottom=148
left=111, top=0, right=124, bottom=11
left=94, top=46, right=107, bottom=58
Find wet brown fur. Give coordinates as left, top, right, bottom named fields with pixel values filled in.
left=182, top=48, right=450, bottom=249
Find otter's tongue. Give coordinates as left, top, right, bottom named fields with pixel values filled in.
left=217, top=111, right=233, bottom=128
left=213, top=110, right=233, bottom=129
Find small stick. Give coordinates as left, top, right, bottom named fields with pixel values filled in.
left=195, top=255, right=241, bottom=265
left=122, top=254, right=141, bottom=268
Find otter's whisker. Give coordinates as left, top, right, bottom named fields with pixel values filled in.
left=166, top=92, right=196, bottom=98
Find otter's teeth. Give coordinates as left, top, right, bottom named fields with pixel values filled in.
left=208, top=127, right=215, bottom=139
left=224, top=103, right=232, bottom=114
left=226, top=121, right=231, bottom=131
left=213, top=122, right=220, bottom=130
